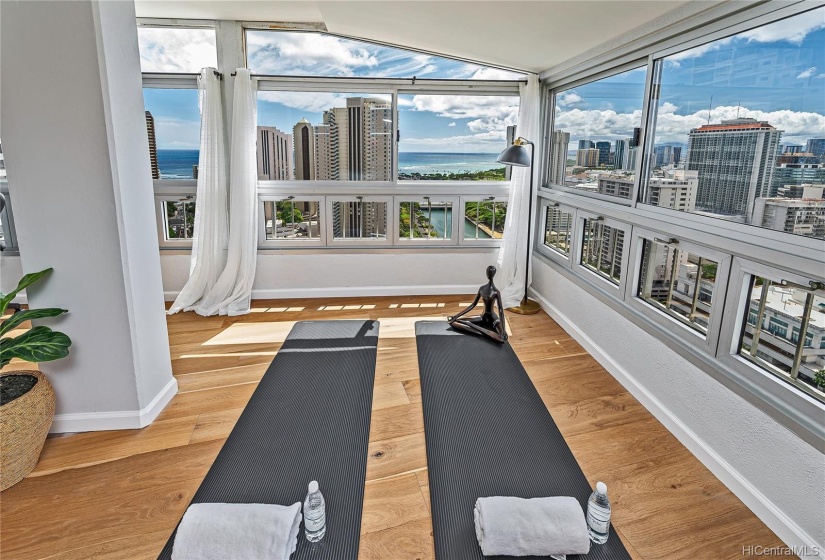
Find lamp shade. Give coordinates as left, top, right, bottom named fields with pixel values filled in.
left=496, top=143, right=531, bottom=167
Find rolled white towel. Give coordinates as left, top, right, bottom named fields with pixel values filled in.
left=474, top=496, right=590, bottom=557
left=172, top=502, right=302, bottom=560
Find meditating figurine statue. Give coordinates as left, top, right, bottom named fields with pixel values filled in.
left=447, top=265, right=508, bottom=343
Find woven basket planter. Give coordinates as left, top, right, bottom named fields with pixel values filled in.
left=0, top=371, right=55, bottom=491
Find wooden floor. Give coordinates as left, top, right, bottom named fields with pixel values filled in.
left=1, top=295, right=791, bottom=559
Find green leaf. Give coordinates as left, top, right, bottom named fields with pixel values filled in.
left=0, top=268, right=53, bottom=315
left=0, top=325, right=72, bottom=368
left=0, top=308, right=68, bottom=338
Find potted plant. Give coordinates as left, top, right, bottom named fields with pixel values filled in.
left=0, top=268, right=71, bottom=491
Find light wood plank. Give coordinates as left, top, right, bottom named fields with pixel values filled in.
left=0, top=295, right=788, bottom=560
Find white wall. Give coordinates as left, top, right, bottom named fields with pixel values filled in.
left=530, top=257, right=824, bottom=554
left=0, top=255, right=24, bottom=300
left=161, top=250, right=499, bottom=300
left=1, top=0, right=175, bottom=432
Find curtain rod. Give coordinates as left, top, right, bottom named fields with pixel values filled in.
left=229, top=71, right=527, bottom=84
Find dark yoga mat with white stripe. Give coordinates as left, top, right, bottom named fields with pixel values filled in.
left=415, top=320, right=631, bottom=560
left=158, top=320, right=380, bottom=560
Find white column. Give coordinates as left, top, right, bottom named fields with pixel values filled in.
left=0, top=0, right=176, bottom=432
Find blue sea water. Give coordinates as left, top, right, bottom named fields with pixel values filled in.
left=156, top=150, right=502, bottom=179
left=157, top=150, right=198, bottom=179
left=398, top=152, right=502, bottom=174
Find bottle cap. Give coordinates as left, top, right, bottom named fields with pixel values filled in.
left=596, top=481, right=607, bottom=494
left=308, top=480, right=319, bottom=493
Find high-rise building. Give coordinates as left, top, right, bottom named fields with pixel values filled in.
left=597, top=174, right=633, bottom=198
left=686, top=118, right=782, bottom=219
left=0, top=141, right=6, bottom=180
left=648, top=170, right=698, bottom=212
left=777, top=183, right=825, bottom=199
left=596, top=141, right=611, bottom=166
left=576, top=148, right=599, bottom=167
left=145, top=111, right=159, bottom=180
left=578, top=140, right=594, bottom=150
left=769, top=161, right=825, bottom=196
left=805, top=138, right=825, bottom=158
left=306, top=98, right=392, bottom=183
left=781, top=144, right=804, bottom=154
left=293, top=119, right=315, bottom=181
left=753, top=198, right=825, bottom=238
left=550, top=130, right=570, bottom=185
left=258, top=126, right=293, bottom=181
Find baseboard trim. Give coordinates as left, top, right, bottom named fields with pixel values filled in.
left=50, top=377, right=178, bottom=433
left=529, top=288, right=823, bottom=558
left=163, top=285, right=479, bottom=302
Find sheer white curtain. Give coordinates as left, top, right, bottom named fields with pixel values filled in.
left=168, top=68, right=228, bottom=314
left=195, top=69, right=259, bottom=316
left=496, top=73, right=540, bottom=308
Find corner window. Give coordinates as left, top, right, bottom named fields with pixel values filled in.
left=143, top=89, right=201, bottom=180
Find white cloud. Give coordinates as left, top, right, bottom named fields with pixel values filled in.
left=246, top=32, right=378, bottom=76
left=557, top=92, right=583, bottom=107
left=554, top=103, right=825, bottom=146
left=410, top=94, right=519, bottom=130
left=138, top=28, right=217, bottom=73
left=666, top=8, right=825, bottom=65
left=797, top=67, right=817, bottom=79
left=448, top=122, right=456, bottom=127
left=737, top=13, right=825, bottom=45
left=470, top=67, right=525, bottom=80
left=816, top=73, right=825, bottom=79
left=258, top=91, right=391, bottom=115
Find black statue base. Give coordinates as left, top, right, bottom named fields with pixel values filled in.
left=447, top=266, right=508, bottom=343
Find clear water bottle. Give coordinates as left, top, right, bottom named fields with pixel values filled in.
left=303, top=480, right=326, bottom=542
left=586, top=481, right=611, bottom=544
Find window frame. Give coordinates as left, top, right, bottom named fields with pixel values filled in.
left=536, top=200, right=577, bottom=264
left=573, top=210, right=630, bottom=293
left=458, top=195, right=509, bottom=247
left=325, top=195, right=395, bottom=247
left=395, top=195, right=460, bottom=246
left=258, top=194, right=326, bottom=248
left=626, top=226, right=731, bottom=355
left=155, top=193, right=197, bottom=247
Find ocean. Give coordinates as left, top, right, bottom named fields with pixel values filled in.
left=156, top=150, right=503, bottom=179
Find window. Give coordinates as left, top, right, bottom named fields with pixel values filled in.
left=549, top=66, right=647, bottom=197
left=638, top=239, right=719, bottom=335
left=257, top=92, right=393, bottom=182
left=543, top=206, right=573, bottom=257
left=640, top=7, right=825, bottom=240
left=160, top=197, right=196, bottom=241
left=464, top=199, right=507, bottom=241
left=397, top=94, right=518, bottom=181
left=580, top=218, right=624, bottom=285
left=738, top=276, right=825, bottom=402
left=137, top=27, right=217, bottom=73
left=398, top=198, right=455, bottom=241
left=263, top=199, right=321, bottom=240
left=0, top=140, right=18, bottom=253
left=329, top=198, right=389, bottom=242
left=143, top=89, right=201, bottom=180
left=245, top=30, right=524, bottom=80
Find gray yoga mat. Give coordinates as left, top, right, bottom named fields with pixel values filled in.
left=415, top=320, right=631, bottom=560
left=158, top=320, right=380, bottom=560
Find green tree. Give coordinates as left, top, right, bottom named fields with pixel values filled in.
left=278, top=207, right=303, bottom=225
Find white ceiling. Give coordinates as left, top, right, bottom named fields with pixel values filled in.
left=134, top=0, right=696, bottom=73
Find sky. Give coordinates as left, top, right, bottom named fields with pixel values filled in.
left=140, top=8, right=824, bottom=153
left=555, top=7, right=825, bottom=151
